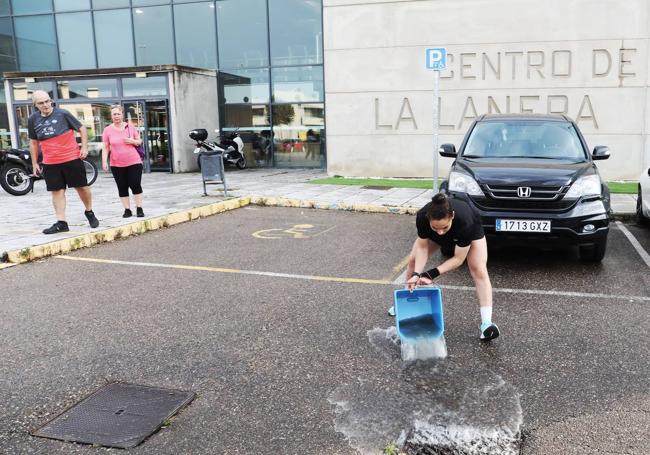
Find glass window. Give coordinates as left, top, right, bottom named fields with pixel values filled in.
left=56, top=13, right=96, bottom=69
left=92, top=0, right=130, bottom=8
left=0, top=0, right=10, bottom=15
left=12, top=81, right=54, bottom=101
left=272, top=66, right=323, bottom=103
left=269, top=0, right=322, bottom=66
left=272, top=103, right=324, bottom=167
left=54, top=0, right=90, bottom=11
left=11, top=0, right=52, bottom=15
left=219, top=69, right=269, bottom=104
left=133, top=6, right=174, bottom=65
left=217, top=0, right=268, bottom=69
left=0, top=17, right=16, bottom=72
left=174, top=2, right=216, bottom=69
left=122, top=75, right=167, bottom=97
left=57, top=79, right=118, bottom=99
left=94, top=9, right=134, bottom=68
left=222, top=104, right=269, bottom=129
left=0, top=86, right=10, bottom=149
left=133, top=0, right=170, bottom=5
left=14, top=16, right=58, bottom=71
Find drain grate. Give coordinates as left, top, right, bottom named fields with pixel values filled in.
left=32, top=382, right=195, bottom=449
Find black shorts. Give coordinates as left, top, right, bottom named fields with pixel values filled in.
left=43, top=159, right=88, bottom=191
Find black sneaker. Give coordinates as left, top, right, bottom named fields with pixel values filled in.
left=84, top=210, right=99, bottom=228
left=122, top=208, right=132, bottom=218
left=136, top=207, right=145, bottom=217
left=43, top=221, right=69, bottom=235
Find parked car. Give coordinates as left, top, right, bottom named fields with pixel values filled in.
left=638, top=165, right=650, bottom=225
left=440, top=114, right=611, bottom=262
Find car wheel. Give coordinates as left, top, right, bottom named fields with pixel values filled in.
left=637, top=185, right=649, bottom=225
left=579, top=237, right=607, bottom=262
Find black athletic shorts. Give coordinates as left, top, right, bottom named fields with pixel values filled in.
left=42, top=158, right=88, bottom=191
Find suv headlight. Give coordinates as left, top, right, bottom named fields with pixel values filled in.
left=565, top=174, right=602, bottom=198
left=448, top=171, right=485, bottom=196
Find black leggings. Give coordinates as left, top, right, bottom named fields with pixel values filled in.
left=111, top=163, right=143, bottom=198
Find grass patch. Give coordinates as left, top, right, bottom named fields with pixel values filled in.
left=309, top=177, right=441, bottom=189
left=607, top=181, right=637, bottom=194
left=309, top=177, right=638, bottom=194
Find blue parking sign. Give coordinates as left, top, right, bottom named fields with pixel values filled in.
left=426, top=48, right=447, bottom=70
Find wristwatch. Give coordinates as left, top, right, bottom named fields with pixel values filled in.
left=411, top=271, right=422, bottom=278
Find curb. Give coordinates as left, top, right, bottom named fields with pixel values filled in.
left=1, top=195, right=637, bottom=266
left=2, top=197, right=251, bottom=265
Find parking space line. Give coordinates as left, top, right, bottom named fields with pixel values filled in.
left=616, top=221, right=650, bottom=269
left=385, top=254, right=410, bottom=282
left=57, top=255, right=650, bottom=302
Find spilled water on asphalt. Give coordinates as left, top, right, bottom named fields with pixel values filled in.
left=329, top=327, right=522, bottom=455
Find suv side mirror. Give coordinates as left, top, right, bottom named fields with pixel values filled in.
left=592, top=145, right=610, bottom=160
left=439, top=143, right=457, bottom=157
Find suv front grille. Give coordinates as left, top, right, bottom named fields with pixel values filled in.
left=483, top=184, right=567, bottom=201
left=472, top=184, right=576, bottom=212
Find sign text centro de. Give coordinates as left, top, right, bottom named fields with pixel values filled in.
left=426, top=47, right=447, bottom=70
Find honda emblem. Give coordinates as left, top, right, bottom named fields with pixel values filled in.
left=517, top=187, right=532, bottom=198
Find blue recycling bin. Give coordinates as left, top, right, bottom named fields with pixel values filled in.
left=394, top=287, right=444, bottom=340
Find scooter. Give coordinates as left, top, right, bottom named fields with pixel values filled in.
left=0, top=148, right=98, bottom=196
left=216, top=128, right=246, bottom=169
left=191, top=128, right=246, bottom=170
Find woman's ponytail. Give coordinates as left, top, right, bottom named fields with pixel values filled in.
left=427, top=193, right=453, bottom=220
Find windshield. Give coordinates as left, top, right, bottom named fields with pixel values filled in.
left=463, top=121, right=587, bottom=161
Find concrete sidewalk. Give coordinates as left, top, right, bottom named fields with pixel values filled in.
left=0, top=168, right=638, bottom=265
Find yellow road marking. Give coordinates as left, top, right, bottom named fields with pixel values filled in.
left=57, top=255, right=392, bottom=285
left=384, top=254, right=410, bottom=281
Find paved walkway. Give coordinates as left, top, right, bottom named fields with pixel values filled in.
left=0, top=168, right=638, bottom=264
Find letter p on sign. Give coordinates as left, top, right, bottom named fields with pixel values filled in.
left=426, top=48, right=447, bottom=70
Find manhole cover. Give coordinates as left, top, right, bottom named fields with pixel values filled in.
left=32, top=382, right=195, bottom=449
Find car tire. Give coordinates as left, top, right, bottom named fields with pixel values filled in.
left=637, top=185, right=649, bottom=225
left=579, top=237, right=607, bottom=262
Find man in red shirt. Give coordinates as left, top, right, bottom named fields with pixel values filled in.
left=28, top=90, right=99, bottom=234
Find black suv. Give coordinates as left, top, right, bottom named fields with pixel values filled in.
left=440, top=114, right=611, bottom=262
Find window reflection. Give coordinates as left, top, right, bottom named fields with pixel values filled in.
left=217, top=0, right=268, bottom=68
left=174, top=2, right=217, bottom=69
left=94, top=9, right=134, bottom=68
left=92, top=0, right=130, bottom=8
left=219, top=69, right=269, bottom=104
left=272, top=103, right=324, bottom=167
left=56, top=13, right=96, bottom=70
left=57, top=79, right=118, bottom=99
left=54, top=0, right=90, bottom=11
left=0, top=17, right=17, bottom=72
left=133, top=6, right=174, bottom=65
left=269, top=0, right=322, bottom=66
left=12, top=81, right=54, bottom=101
left=11, top=0, right=52, bottom=15
left=272, top=66, right=323, bottom=102
left=122, top=76, right=168, bottom=97
left=133, top=0, right=170, bottom=5
left=14, top=15, right=58, bottom=71
left=0, top=0, right=9, bottom=15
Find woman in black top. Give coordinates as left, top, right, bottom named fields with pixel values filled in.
left=404, top=193, right=500, bottom=341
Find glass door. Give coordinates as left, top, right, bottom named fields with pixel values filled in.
left=145, top=100, right=170, bottom=171
left=123, top=100, right=171, bottom=172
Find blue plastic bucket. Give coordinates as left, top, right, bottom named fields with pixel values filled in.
left=394, top=287, right=444, bottom=340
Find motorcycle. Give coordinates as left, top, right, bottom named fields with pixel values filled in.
left=190, top=128, right=246, bottom=170
left=0, top=148, right=98, bottom=196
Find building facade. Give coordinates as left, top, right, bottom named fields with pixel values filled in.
left=0, top=0, right=325, bottom=171
left=323, top=0, right=650, bottom=181
left=1, top=0, right=649, bottom=180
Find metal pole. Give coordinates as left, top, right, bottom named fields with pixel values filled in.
left=432, top=70, right=440, bottom=193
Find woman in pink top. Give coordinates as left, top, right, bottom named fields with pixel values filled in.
left=102, top=104, right=145, bottom=217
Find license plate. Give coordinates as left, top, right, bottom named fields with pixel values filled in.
left=495, top=219, right=551, bottom=233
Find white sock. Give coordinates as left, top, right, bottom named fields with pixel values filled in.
left=480, top=306, right=493, bottom=325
